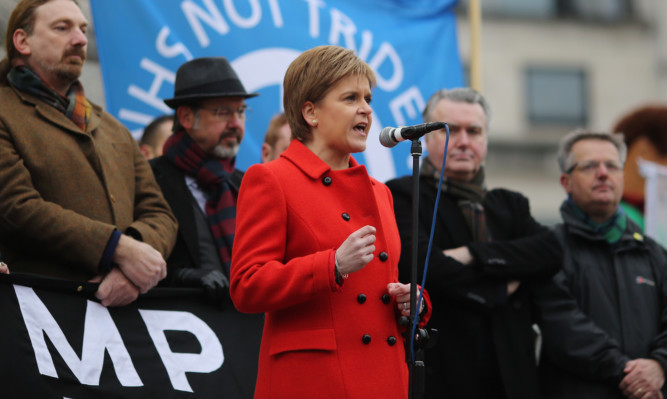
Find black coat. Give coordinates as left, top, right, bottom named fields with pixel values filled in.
left=386, top=176, right=561, bottom=399
left=150, top=156, right=262, bottom=399
left=534, top=202, right=667, bottom=398
left=150, top=156, right=244, bottom=276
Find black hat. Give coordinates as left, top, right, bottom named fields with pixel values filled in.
left=164, top=57, right=258, bottom=109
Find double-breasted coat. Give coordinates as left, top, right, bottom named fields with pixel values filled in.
left=0, top=83, right=177, bottom=279
left=231, top=140, right=430, bottom=399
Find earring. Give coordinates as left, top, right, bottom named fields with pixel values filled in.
left=312, top=119, right=318, bottom=126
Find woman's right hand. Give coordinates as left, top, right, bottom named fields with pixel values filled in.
left=335, top=225, right=377, bottom=275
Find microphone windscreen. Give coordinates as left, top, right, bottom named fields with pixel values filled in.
left=379, top=127, right=398, bottom=148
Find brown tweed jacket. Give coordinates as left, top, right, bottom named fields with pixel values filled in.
left=0, top=83, right=177, bottom=280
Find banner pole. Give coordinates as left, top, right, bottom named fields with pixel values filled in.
left=469, top=0, right=483, bottom=91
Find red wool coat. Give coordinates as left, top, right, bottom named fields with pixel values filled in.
left=231, top=140, right=430, bottom=399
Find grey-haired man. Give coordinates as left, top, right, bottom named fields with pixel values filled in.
left=386, top=88, right=562, bottom=399
left=537, top=129, right=667, bottom=399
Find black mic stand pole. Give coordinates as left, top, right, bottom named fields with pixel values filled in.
left=407, top=138, right=425, bottom=399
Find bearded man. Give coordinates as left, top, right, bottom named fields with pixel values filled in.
left=150, top=57, right=257, bottom=307
left=0, top=0, right=177, bottom=307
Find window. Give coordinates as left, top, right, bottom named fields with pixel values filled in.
left=458, top=0, right=633, bottom=21
left=525, top=67, right=588, bottom=125
left=482, top=0, right=555, bottom=18
left=458, top=0, right=556, bottom=18
left=558, top=0, right=632, bottom=21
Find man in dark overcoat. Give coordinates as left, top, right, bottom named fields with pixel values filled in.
left=149, top=57, right=263, bottom=398
left=386, top=87, right=562, bottom=399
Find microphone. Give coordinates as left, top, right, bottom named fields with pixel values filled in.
left=379, top=121, right=447, bottom=148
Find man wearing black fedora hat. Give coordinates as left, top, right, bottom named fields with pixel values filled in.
left=151, top=56, right=259, bottom=302
left=150, top=57, right=263, bottom=396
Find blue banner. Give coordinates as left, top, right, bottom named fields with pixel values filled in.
left=90, top=0, right=462, bottom=181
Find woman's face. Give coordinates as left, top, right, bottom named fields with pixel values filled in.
left=309, top=74, right=373, bottom=155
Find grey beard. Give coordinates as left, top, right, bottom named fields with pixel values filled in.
left=212, top=144, right=239, bottom=159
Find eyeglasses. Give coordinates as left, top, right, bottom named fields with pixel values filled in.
left=566, top=160, right=623, bottom=174
left=198, top=105, right=250, bottom=120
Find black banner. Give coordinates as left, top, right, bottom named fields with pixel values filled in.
left=0, top=273, right=263, bottom=399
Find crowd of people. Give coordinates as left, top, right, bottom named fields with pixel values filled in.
left=1, top=0, right=667, bottom=398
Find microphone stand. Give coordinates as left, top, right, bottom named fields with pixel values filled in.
left=407, top=138, right=425, bottom=399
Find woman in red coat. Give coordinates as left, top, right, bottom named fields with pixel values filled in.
left=230, top=45, right=430, bottom=398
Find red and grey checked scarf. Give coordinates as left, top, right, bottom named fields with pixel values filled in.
left=163, top=130, right=237, bottom=271
left=8, top=65, right=90, bottom=131
left=421, top=158, right=489, bottom=242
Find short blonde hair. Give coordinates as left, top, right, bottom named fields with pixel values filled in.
left=283, top=45, right=376, bottom=142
